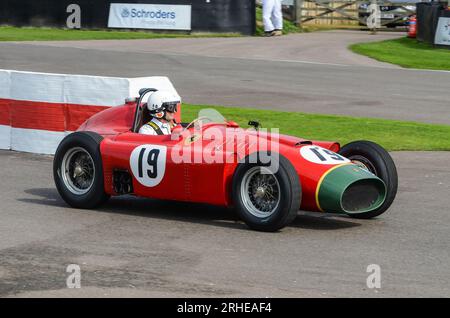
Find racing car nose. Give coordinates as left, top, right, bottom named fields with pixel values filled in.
left=316, top=164, right=386, bottom=215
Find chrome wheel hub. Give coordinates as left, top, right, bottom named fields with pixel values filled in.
left=73, top=165, right=84, bottom=178
left=241, top=167, right=280, bottom=218
left=61, top=147, right=95, bottom=195
left=350, top=155, right=377, bottom=175
left=254, top=186, right=266, bottom=199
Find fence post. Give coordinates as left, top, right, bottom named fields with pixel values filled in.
left=295, top=0, right=304, bottom=26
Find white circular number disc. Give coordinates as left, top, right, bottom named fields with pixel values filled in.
left=300, top=145, right=350, bottom=165
left=130, top=144, right=167, bottom=187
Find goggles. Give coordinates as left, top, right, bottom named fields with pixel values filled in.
left=163, top=102, right=179, bottom=113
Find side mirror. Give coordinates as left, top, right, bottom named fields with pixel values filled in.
left=248, top=120, right=261, bottom=130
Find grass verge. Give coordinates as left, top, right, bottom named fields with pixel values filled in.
left=350, top=37, right=450, bottom=70
left=0, top=26, right=240, bottom=41
left=183, top=104, right=450, bottom=151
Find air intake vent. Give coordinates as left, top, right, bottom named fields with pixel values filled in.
left=113, top=170, right=133, bottom=195
left=342, top=180, right=385, bottom=212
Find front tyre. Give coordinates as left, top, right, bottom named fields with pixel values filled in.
left=232, top=154, right=301, bottom=232
left=53, top=132, right=109, bottom=209
left=339, top=140, right=398, bottom=219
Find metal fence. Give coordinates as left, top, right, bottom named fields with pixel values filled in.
left=272, top=0, right=419, bottom=26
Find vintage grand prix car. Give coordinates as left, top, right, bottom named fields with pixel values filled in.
left=53, top=89, right=398, bottom=232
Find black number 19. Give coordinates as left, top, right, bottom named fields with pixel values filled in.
left=138, top=148, right=160, bottom=179
left=310, top=147, right=345, bottom=162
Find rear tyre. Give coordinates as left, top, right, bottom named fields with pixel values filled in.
left=232, top=154, right=301, bottom=232
left=53, top=132, right=109, bottom=209
left=339, top=140, right=398, bottom=219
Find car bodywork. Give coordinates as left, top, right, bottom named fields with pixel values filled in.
left=75, top=101, right=387, bottom=216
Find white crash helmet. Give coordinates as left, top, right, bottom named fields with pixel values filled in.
left=147, top=90, right=180, bottom=120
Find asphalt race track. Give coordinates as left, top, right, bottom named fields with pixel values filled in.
left=0, top=31, right=449, bottom=297
left=0, top=150, right=449, bottom=297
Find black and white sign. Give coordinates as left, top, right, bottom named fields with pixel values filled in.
left=434, top=17, right=450, bottom=46
left=108, top=3, right=192, bottom=31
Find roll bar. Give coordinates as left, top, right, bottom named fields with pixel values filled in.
left=132, top=88, right=158, bottom=133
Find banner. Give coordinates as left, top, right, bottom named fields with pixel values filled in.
left=108, top=3, right=191, bottom=31
left=0, top=1, right=254, bottom=35
left=434, top=17, right=450, bottom=46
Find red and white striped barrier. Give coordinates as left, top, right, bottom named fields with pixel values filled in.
left=0, top=70, right=179, bottom=154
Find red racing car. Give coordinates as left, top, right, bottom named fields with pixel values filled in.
left=53, top=89, right=398, bottom=232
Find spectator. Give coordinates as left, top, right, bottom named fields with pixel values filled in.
left=262, top=0, right=283, bottom=36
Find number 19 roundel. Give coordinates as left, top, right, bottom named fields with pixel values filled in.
left=130, top=145, right=167, bottom=187
left=300, top=145, right=350, bottom=165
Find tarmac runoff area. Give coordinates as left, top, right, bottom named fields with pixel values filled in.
left=0, top=150, right=449, bottom=297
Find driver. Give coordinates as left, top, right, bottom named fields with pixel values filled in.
left=139, top=90, right=180, bottom=135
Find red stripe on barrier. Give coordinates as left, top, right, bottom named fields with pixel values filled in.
left=2, top=99, right=182, bottom=133
left=10, top=100, right=66, bottom=131
left=66, top=104, right=109, bottom=132
left=4, top=99, right=111, bottom=132
left=0, top=99, right=10, bottom=126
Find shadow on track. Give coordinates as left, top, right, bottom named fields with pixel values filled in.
left=20, top=187, right=361, bottom=231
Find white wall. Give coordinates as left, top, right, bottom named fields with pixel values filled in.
left=0, top=69, right=178, bottom=154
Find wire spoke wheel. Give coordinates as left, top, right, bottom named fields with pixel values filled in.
left=61, top=147, right=95, bottom=195
left=240, top=166, right=281, bottom=218
left=232, top=155, right=301, bottom=231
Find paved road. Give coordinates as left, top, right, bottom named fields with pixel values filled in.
left=14, top=30, right=401, bottom=67
left=1, top=31, right=450, bottom=125
left=0, top=150, right=449, bottom=297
